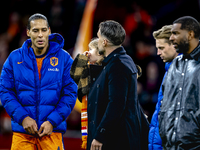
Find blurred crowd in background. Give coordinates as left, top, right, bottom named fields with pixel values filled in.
left=0, top=0, right=199, bottom=135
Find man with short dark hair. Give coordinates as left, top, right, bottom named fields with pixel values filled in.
left=0, top=13, right=77, bottom=150
left=87, top=20, right=149, bottom=150
left=159, top=16, right=200, bottom=149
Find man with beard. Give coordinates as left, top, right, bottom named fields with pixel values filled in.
left=0, top=13, right=77, bottom=149
left=158, top=16, right=200, bottom=149
left=87, top=20, right=149, bottom=150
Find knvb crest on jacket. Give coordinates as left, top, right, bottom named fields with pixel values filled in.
left=49, top=57, right=59, bottom=72
left=50, top=57, right=58, bottom=67
left=0, top=33, right=77, bottom=134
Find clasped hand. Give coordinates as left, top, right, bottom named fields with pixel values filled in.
left=90, top=139, right=103, bottom=150
left=22, top=116, right=53, bottom=137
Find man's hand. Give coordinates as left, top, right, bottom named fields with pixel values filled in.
left=90, top=139, right=103, bottom=150
left=38, top=121, right=53, bottom=137
left=22, top=116, right=38, bottom=135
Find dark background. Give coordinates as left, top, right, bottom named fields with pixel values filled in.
left=0, top=0, right=199, bottom=137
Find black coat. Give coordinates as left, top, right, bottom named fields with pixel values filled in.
left=87, top=47, right=149, bottom=150
left=159, top=43, right=200, bottom=149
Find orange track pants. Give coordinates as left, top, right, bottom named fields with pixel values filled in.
left=11, top=132, right=64, bottom=150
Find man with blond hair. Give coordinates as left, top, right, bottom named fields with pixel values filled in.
left=149, top=25, right=178, bottom=150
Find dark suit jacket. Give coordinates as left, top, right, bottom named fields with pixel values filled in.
left=87, top=47, right=149, bottom=150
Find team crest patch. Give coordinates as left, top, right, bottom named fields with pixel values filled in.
left=50, top=57, right=58, bottom=67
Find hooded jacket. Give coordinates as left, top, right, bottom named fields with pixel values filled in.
left=159, top=43, right=200, bottom=149
left=0, top=33, right=77, bottom=134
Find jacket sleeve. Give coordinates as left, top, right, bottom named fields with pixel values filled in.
left=94, top=60, right=135, bottom=143
left=47, top=54, right=78, bottom=127
left=0, top=54, right=29, bottom=125
left=148, top=72, right=167, bottom=150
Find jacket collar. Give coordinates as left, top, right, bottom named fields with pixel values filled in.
left=165, top=62, right=171, bottom=72
left=21, top=33, right=64, bottom=58
left=102, top=46, right=126, bottom=66
left=165, top=53, right=182, bottom=71
left=184, top=41, right=200, bottom=61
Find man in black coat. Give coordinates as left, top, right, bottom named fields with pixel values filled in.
left=158, top=16, right=200, bottom=149
left=87, top=20, right=149, bottom=150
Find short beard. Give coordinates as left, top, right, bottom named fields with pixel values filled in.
left=38, top=46, right=44, bottom=50
left=176, top=39, right=189, bottom=54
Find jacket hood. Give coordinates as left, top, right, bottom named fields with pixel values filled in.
left=21, top=33, right=64, bottom=57
left=48, top=33, right=65, bottom=51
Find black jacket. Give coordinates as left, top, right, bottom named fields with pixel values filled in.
left=87, top=47, right=149, bottom=150
left=159, top=43, right=200, bottom=150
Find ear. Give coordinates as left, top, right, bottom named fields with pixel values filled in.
left=103, top=39, right=107, bottom=47
left=48, top=27, right=51, bottom=35
left=27, top=29, right=30, bottom=37
left=188, top=30, right=194, bottom=41
left=102, top=41, right=105, bottom=46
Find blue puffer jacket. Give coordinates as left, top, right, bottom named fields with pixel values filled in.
left=0, top=33, right=77, bottom=134
left=148, top=62, right=171, bottom=150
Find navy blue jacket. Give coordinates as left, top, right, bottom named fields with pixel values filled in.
left=87, top=47, right=149, bottom=150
